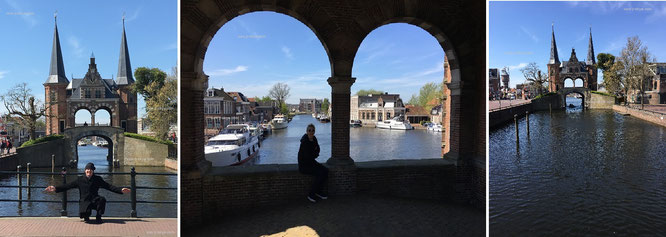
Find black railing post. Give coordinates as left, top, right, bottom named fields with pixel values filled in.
left=130, top=167, right=137, bottom=217
left=16, top=165, right=22, bottom=202
left=26, top=163, right=31, bottom=198
left=60, top=167, right=67, bottom=217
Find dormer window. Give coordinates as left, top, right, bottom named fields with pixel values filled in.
left=208, top=90, right=214, bottom=97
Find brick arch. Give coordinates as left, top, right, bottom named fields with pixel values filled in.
left=181, top=1, right=486, bottom=226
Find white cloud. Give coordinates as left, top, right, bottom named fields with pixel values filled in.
left=68, top=36, right=85, bottom=58
left=645, top=3, right=666, bottom=23
left=123, top=7, right=142, bottom=23
left=520, top=26, right=539, bottom=43
left=207, top=65, right=248, bottom=76
left=413, top=61, right=445, bottom=77
left=0, top=71, right=8, bottom=80
left=5, top=0, right=38, bottom=27
left=508, top=63, right=528, bottom=71
left=281, top=46, right=294, bottom=60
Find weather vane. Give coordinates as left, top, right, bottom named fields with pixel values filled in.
left=54, top=10, right=57, bottom=22
left=122, top=12, right=126, bottom=23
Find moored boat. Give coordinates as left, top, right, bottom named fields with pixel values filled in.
left=375, top=115, right=413, bottom=130
left=271, top=114, right=289, bottom=130
left=350, top=120, right=362, bottom=128
left=204, top=124, right=260, bottom=166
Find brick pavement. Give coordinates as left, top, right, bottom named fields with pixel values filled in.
left=187, top=194, right=485, bottom=237
left=0, top=217, right=177, bottom=236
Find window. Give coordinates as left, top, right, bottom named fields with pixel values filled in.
left=59, top=120, right=65, bottom=133
left=121, top=121, right=127, bottom=131
left=95, top=89, right=102, bottom=98
left=215, top=118, right=221, bottom=128
left=208, top=90, right=214, bottom=97
left=207, top=118, right=213, bottom=128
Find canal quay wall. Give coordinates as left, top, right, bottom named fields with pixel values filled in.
left=489, top=95, right=563, bottom=128
left=0, top=139, right=69, bottom=171
left=613, top=105, right=666, bottom=127
left=589, top=93, right=616, bottom=109
left=123, top=137, right=170, bottom=167
left=191, top=159, right=459, bottom=225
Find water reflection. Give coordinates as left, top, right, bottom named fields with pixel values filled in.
left=0, top=146, right=176, bottom=217
left=490, top=98, right=666, bottom=236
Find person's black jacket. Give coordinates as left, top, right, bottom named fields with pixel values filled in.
left=56, top=175, right=123, bottom=215
left=298, top=134, right=320, bottom=171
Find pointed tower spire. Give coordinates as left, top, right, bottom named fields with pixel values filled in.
left=116, top=13, right=134, bottom=85
left=549, top=23, right=560, bottom=65
left=586, top=27, right=595, bottom=65
left=46, top=11, right=69, bottom=84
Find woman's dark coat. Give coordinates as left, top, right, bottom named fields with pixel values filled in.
left=56, top=175, right=123, bottom=216
left=298, top=134, right=320, bottom=171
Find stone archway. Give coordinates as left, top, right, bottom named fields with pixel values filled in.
left=63, top=126, right=125, bottom=167
left=558, top=87, right=591, bottom=108
left=181, top=0, right=486, bottom=227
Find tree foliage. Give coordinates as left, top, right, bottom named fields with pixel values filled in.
left=408, top=82, right=443, bottom=111
left=1, top=83, right=45, bottom=140
left=269, top=82, right=290, bottom=106
left=596, top=53, right=616, bottom=71
left=614, top=36, right=655, bottom=104
left=145, top=67, right=177, bottom=140
left=355, top=89, right=384, bottom=96
left=132, top=67, right=167, bottom=99
left=254, top=96, right=273, bottom=103
left=321, top=98, right=330, bottom=114
left=520, top=62, right=548, bottom=95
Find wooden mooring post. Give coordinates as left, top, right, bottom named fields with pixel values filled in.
left=514, top=114, right=519, bottom=144
left=526, top=111, right=530, bottom=135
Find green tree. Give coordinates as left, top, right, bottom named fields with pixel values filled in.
left=408, top=82, right=442, bottom=111
left=519, top=62, right=548, bottom=96
left=132, top=67, right=167, bottom=99
left=597, top=53, right=616, bottom=92
left=615, top=36, right=655, bottom=107
left=144, top=68, right=177, bottom=140
left=254, top=96, right=273, bottom=103
left=279, top=102, right=289, bottom=115
left=1, top=83, right=45, bottom=140
left=604, top=61, right=625, bottom=96
left=320, top=98, right=330, bottom=115
left=355, top=89, right=384, bottom=96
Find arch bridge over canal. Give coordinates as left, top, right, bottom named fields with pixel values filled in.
left=63, top=126, right=125, bottom=167
left=558, top=87, right=590, bottom=108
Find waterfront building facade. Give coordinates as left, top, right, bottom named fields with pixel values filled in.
left=489, top=68, right=500, bottom=99
left=44, top=17, right=138, bottom=135
left=204, top=88, right=237, bottom=137
left=350, top=93, right=406, bottom=125
left=547, top=26, right=598, bottom=92
left=299, top=98, right=322, bottom=113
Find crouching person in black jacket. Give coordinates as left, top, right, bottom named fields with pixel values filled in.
left=45, top=163, right=131, bottom=223
left=298, top=123, right=328, bottom=203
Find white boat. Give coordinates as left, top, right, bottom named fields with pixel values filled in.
left=427, top=124, right=443, bottom=132
left=205, top=124, right=260, bottom=167
left=375, top=116, right=414, bottom=130
left=271, top=114, right=288, bottom=130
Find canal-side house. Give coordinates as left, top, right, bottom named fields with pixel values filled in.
left=645, top=63, right=666, bottom=104
left=204, top=88, right=237, bottom=138
left=226, top=92, right=251, bottom=123
left=254, top=100, right=279, bottom=123
left=299, top=98, right=322, bottom=113
left=350, top=93, right=406, bottom=125
left=405, top=105, right=429, bottom=124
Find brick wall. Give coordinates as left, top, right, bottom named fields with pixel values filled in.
left=183, top=160, right=458, bottom=229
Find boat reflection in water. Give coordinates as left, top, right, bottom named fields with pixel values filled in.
left=204, top=124, right=260, bottom=166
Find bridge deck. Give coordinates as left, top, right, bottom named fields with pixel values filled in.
left=0, top=217, right=176, bottom=236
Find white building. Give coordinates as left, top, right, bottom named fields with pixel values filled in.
left=350, top=93, right=406, bottom=124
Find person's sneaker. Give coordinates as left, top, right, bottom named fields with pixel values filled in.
left=307, top=195, right=317, bottom=203
left=315, top=193, right=328, bottom=200
left=83, top=217, right=90, bottom=222
left=95, top=215, right=103, bottom=224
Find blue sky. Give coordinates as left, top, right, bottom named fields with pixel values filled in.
left=0, top=0, right=177, bottom=123
left=490, top=1, right=666, bottom=88
left=205, top=12, right=445, bottom=104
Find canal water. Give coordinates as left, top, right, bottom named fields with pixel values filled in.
left=253, top=114, right=443, bottom=164
left=0, top=145, right=176, bottom=217
left=490, top=97, right=666, bottom=236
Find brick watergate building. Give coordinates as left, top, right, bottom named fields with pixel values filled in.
left=181, top=0, right=485, bottom=228
left=44, top=16, right=137, bottom=135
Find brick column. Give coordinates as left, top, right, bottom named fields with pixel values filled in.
left=326, top=76, right=357, bottom=195
left=91, top=111, right=95, bottom=126
left=180, top=71, right=208, bottom=227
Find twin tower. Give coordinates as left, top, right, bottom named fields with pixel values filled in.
left=44, top=15, right=137, bottom=135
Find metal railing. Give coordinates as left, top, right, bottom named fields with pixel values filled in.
left=0, top=164, right=176, bottom=217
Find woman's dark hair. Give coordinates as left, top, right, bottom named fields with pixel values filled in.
left=307, top=123, right=315, bottom=131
